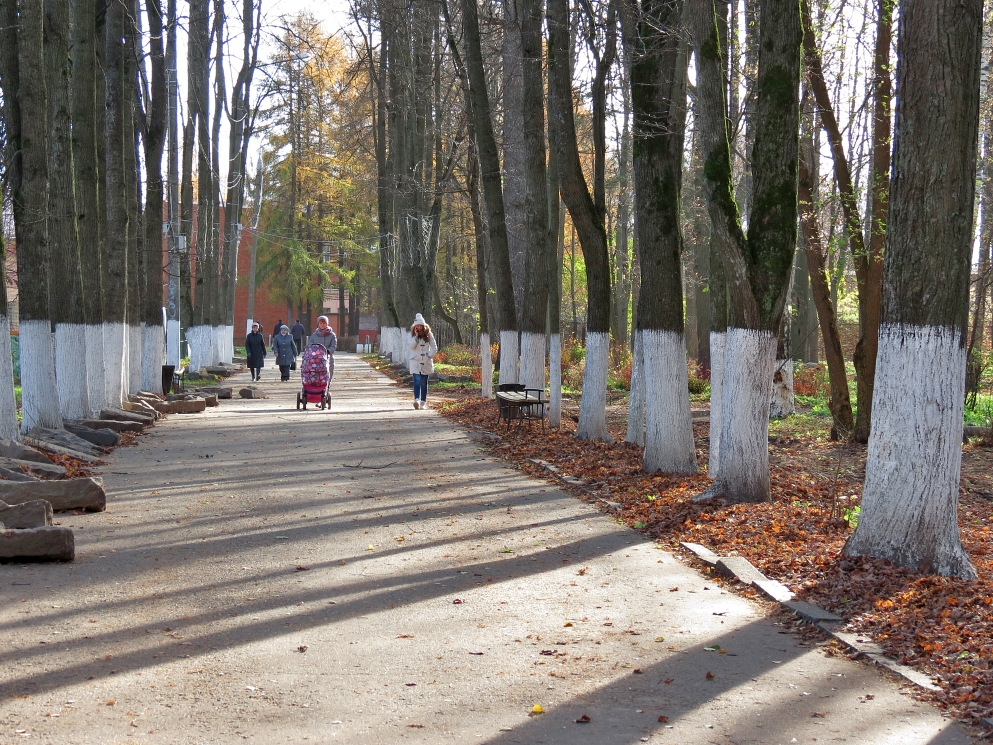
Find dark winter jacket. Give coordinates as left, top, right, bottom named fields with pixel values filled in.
left=245, top=332, right=266, bottom=368
left=272, top=332, right=296, bottom=366
left=290, top=322, right=306, bottom=340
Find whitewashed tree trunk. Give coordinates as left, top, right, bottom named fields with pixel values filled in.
left=696, top=328, right=775, bottom=502
left=708, top=331, right=726, bottom=476
left=844, top=325, right=976, bottom=578
left=187, top=325, right=206, bottom=373
left=498, top=329, right=519, bottom=385
left=643, top=329, right=697, bottom=473
left=381, top=326, right=402, bottom=364
left=625, top=329, right=645, bottom=445
left=519, top=331, right=546, bottom=391
left=85, top=324, right=107, bottom=415
left=0, top=316, right=21, bottom=440
left=769, top=359, right=795, bottom=418
left=20, top=319, right=63, bottom=432
left=548, top=333, right=561, bottom=427
left=128, top=324, right=142, bottom=394
left=141, top=323, right=165, bottom=394
left=166, top=318, right=181, bottom=367
left=480, top=331, right=493, bottom=399
left=103, top=321, right=127, bottom=408
left=221, top=325, right=233, bottom=364
left=54, top=323, right=89, bottom=420
left=576, top=331, right=612, bottom=441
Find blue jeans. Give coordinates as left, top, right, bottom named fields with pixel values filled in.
left=413, top=373, right=428, bottom=401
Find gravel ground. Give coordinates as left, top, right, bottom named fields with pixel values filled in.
left=0, top=354, right=974, bottom=744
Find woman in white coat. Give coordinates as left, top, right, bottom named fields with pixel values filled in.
left=408, top=313, right=438, bottom=409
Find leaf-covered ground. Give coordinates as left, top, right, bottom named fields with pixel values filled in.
left=408, top=382, right=993, bottom=724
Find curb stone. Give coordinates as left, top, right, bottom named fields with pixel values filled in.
left=679, top=542, right=941, bottom=695
left=524, top=460, right=940, bottom=696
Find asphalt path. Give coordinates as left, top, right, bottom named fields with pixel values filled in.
left=0, top=353, right=973, bottom=744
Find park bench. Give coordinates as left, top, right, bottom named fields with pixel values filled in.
left=495, top=384, right=547, bottom=430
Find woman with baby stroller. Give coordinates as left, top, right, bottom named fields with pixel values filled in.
left=296, top=316, right=337, bottom=410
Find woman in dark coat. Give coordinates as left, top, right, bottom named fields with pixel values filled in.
left=245, top=322, right=266, bottom=381
left=272, top=324, right=297, bottom=381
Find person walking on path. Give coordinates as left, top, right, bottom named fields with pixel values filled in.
left=245, top=322, right=267, bottom=381
left=408, top=313, right=437, bottom=410
left=308, top=315, right=338, bottom=381
left=271, top=319, right=283, bottom=346
left=272, top=325, right=296, bottom=381
left=291, top=319, right=306, bottom=355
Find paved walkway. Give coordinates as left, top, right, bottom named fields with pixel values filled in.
left=0, top=355, right=973, bottom=744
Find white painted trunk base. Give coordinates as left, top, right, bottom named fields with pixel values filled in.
left=187, top=325, right=207, bottom=373
left=480, top=332, right=493, bottom=399
left=697, top=328, right=775, bottom=503
left=0, top=315, right=21, bottom=440
left=576, top=331, right=612, bottom=442
left=128, top=324, right=143, bottom=394
left=642, top=329, right=697, bottom=474
left=519, top=331, right=546, bottom=392
left=548, top=334, right=561, bottom=428
left=708, top=332, right=726, bottom=477
left=221, top=325, right=234, bottom=364
left=769, top=359, right=795, bottom=418
left=845, top=324, right=975, bottom=579
left=166, top=319, right=181, bottom=368
left=498, top=330, right=519, bottom=386
left=85, top=325, right=107, bottom=416
left=381, top=326, right=402, bottom=365
left=625, top=330, right=646, bottom=446
left=142, top=324, right=165, bottom=394
left=20, top=319, right=63, bottom=432
left=54, top=323, right=90, bottom=420
left=103, top=321, right=127, bottom=409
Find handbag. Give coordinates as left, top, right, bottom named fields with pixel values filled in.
left=290, top=357, right=297, bottom=371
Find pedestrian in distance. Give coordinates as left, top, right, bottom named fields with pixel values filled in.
left=271, top=319, right=283, bottom=345
left=272, top=325, right=296, bottom=381
left=291, top=318, right=306, bottom=355
left=245, top=322, right=266, bottom=382
left=408, top=313, right=437, bottom=410
left=307, top=315, right=338, bottom=381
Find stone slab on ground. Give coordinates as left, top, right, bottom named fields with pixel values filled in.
left=63, top=424, right=121, bottom=448
left=68, top=418, right=144, bottom=434
left=23, top=437, right=101, bottom=464
left=0, top=477, right=105, bottom=512
left=155, top=397, right=207, bottom=414
left=714, top=555, right=767, bottom=585
left=785, top=599, right=844, bottom=623
left=0, top=526, right=73, bottom=561
left=0, top=437, right=52, bottom=464
left=123, top=400, right=160, bottom=420
left=0, top=466, right=40, bottom=482
left=752, top=577, right=796, bottom=602
left=204, top=365, right=239, bottom=377
left=239, top=386, right=267, bottom=399
left=29, top=428, right=104, bottom=456
left=189, top=386, right=232, bottom=399
left=0, top=456, right=66, bottom=479
left=680, top=541, right=720, bottom=566
left=0, top=356, right=971, bottom=745
left=100, top=408, right=153, bottom=425
left=0, top=499, right=53, bottom=528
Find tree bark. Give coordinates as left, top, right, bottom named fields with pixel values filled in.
left=548, top=0, right=613, bottom=441
left=844, top=0, right=982, bottom=580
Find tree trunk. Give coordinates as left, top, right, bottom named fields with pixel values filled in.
left=45, top=0, right=89, bottom=421
left=0, top=0, right=27, bottom=439
left=548, top=0, right=613, bottom=442
left=15, top=0, right=62, bottom=432
left=844, top=0, right=982, bottom=580
left=123, top=0, right=142, bottom=395
left=690, top=0, right=802, bottom=502
left=502, top=0, right=526, bottom=315
left=623, top=0, right=695, bottom=473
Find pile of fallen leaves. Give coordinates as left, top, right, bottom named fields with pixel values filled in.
left=431, top=391, right=993, bottom=722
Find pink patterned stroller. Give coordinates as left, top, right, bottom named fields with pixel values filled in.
left=296, top=344, right=333, bottom=410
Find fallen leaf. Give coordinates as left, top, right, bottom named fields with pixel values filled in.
left=106, top=700, right=116, bottom=706
left=705, top=671, right=715, bottom=680
left=295, top=566, right=310, bottom=572
left=654, top=636, right=665, bottom=642
left=575, top=714, right=591, bottom=723
left=297, top=645, right=309, bottom=653
left=407, top=723, right=424, bottom=728
left=452, top=598, right=464, bottom=605
left=405, top=683, right=416, bottom=687
left=564, top=621, right=573, bottom=627
left=658, top=715, right=669, bottom=723
left=397, top=634, right=414, bottom=639
left=664, top=678, right=674, bottom=684
left=633, top=669, right=644, bottom=674
left=531, top=704, right=545, bottom=715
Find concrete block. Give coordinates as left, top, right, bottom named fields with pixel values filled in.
left=715, top=556, right=767, bottom=585
left=784, top=599, right=842, bottom=623
left=0, top=477, right=106, bottom=512
left=680, top=541, right=720, bottom=567
left=0, top=526, right=74, bottom=562
left=239, top=387, right=268, bottom=399
left=752, top=578, right=795, bottom=603
left=0, top=499, right=52, bottom=528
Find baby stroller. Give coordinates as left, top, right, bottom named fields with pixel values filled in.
left=296, top=344, right=332, bottom=410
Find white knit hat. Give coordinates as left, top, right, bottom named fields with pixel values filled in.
left=413, top=313, right=427, bottom=327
